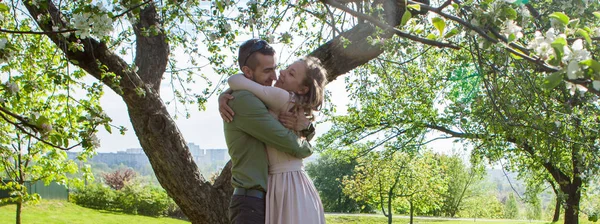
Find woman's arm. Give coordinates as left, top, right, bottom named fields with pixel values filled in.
left=228, top=74, right=290, bottom=112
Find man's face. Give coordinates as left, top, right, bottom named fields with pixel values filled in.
left=249, top=53, right=277, bottom=86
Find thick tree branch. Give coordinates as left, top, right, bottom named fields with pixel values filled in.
left=24, top=0, right=145, bottom=97
left=324, top=0, right=459, bottom=49
left=133, top=3, right=169, bottom=92
left=0, top=28, right=77, bottom=35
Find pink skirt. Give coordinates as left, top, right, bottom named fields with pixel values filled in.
left=266, top=161, right=326, bottom=224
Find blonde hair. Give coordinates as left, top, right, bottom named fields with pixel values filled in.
left=293, top=56, right=328, bottom=120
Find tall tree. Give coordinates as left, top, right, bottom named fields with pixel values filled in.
left=4, top=0, right=600, bottom=223
left=305, top=152, right=371, bottom=213
left=343, top=148, right=446, bottom=224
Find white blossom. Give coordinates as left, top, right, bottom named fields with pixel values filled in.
left=265, top=33, right=275, bottom=43
left=89, top=133, right=101, bottom=149
left=593, top=80, right=600, bottom=91
left=246, top=0, right=257, bottom=6
left=554, top=121, right=561, bottom=127
left=502, top=20, right=523, bottom=40
left=565, top=82, right=588, bottom=96
left=566, top=60, right=582, bottom=80
left=92, top=13, right=114, bottom=38
left=41, top=123, right=53, bottom=133
left=6, top=82, right=19, bottom=94
left=223, top=23, right=231, bottom=31
left=72, top=13, right=91, bottom=39
left=0, top=38, right=7, bottom=49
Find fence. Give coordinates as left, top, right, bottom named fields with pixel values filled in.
left=0, top=180, right=69, bottom=200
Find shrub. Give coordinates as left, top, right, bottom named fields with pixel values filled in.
left=70, top=183, right=117, bottom=210
left=101, top=168, right=136, bottom=190
left=116, top=183, right=176, bottom=217
left=71, top=181, right=177, bottom=217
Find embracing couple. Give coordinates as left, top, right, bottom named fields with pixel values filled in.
left=219, top=39, right=327, bottom=224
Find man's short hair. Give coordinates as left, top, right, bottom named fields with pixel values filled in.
left=238, top=39, right=275, bottom=71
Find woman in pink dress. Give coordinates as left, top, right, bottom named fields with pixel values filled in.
left=228, top=56, right=327, bottom=224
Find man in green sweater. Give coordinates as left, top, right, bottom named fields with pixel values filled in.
left=219, top=39, right=315, bottom=224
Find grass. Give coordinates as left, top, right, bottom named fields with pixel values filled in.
left=1, top=200, right=595, bottom=224
left=0, top=200, right=188, bottom=224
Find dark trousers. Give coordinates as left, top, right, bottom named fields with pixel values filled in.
left=229, top=195, right=265, bottom=224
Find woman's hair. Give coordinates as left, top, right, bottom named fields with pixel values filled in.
left=294, top=56, right=328, bottom=120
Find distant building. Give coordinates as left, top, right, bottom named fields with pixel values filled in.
left=67, top=143, right=229, bottom=170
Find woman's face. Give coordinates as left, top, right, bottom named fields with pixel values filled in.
left=274, top=60, right=309, bottom=94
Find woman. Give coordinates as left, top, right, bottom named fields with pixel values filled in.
left=227, top=56, right=327, bottom=224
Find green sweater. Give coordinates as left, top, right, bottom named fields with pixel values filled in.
left=223, top=90, right=314, bottom=192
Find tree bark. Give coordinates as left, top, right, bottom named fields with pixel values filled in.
left=562, top=184, right=581, bottom=224
left=554, top=196, right=562, bottom=222
left=409, top=199, right=414, bottom=224
left=16, top=200, right=21, bottom=224
left=550, top=181, right=561, bottom=222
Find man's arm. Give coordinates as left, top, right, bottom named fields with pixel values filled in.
left=219, top=88, right=234, bottom=122
left=230, top=91, right=313, bottom=158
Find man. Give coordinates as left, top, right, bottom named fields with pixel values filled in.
left=220, top=39, right=315, bottom=224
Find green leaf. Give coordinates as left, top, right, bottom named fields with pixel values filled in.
left=431, top=17, right=446, bottom=37
left=401, top=10, right=412, bottom=26
left=407, top=4, right=421, bottom=11
left=444, top=28, right=460, bottom=38
left=104, top=124, right=112, bottom=134
left=543, top=71, right=564, bottom=90
left=551, top=37, right=567, bottom=62
left=579, top=59, right=600, bottom=72
left=575, top=29, right=592, bottom=45
left=0, top=3, right=8, bottom=12
left=426, top=33, right=437, bottom=40
left=549, top=12, right=569, bottom=25
left=593, top=12, right=600, bottom=19
left=503, top=7, right=518, bottom=20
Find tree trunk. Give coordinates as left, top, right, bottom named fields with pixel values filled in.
left=562, top=183, right=581, bottom=224
left=388, top=192, right=393, bottom=224
left=15, top=199, right=21, bottom=224
left=409, top=199, right=414, bottom=224
left=551, top=182, right=561, bottom=222
left=554, top=197, right=561, bottom=222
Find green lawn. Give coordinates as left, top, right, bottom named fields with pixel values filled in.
left=0, top=200, right=594, bottom=224
left=0, top=200, right=188, bottom=224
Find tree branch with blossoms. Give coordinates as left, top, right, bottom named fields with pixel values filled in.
left=322, top=0, right=461, bottom=49
left=405, top=0, right=600, bottom=97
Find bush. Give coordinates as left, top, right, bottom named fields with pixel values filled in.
left=116, top=183, right=176, bottom=217
left=71, top=182, right=177, bottom=217
left=70, top=183, right=117, bottom=210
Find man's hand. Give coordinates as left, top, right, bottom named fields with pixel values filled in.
left=279, top=110, right=310, bottom=132
left=219, top=93, right=235, bottom=122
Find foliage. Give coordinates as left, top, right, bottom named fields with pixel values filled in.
left=71, top=181, right=177, bottom=217
left=305, top=153, right=373, bottom=213
left=343, top=148, right=446, bottom=223
left=457, top=180, right=504, bottom=219
left=70, top=183, right=117, bottom=210
left=101, top=168, right=136, bottom=190
left=436, top=154, right=485, bottom=217
left=504, top=193, right=520, bottom=219
left=526, top=195, right=542, bottom=221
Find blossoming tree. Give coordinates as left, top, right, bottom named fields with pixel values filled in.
left=1, top=0, right=600, bottom=224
